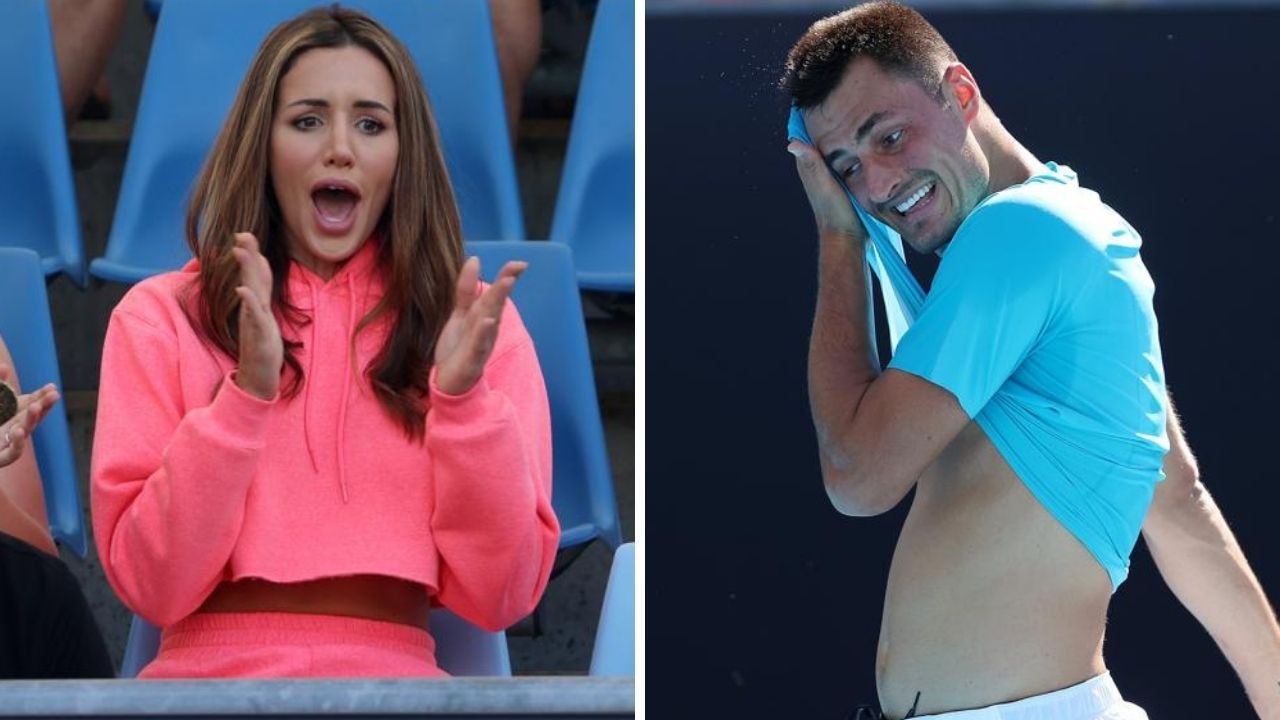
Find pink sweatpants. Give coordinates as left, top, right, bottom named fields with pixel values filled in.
left=138, top=612, right=447, bottom=679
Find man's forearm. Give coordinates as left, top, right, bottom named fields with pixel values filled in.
left=808, top=232, right=880, bottom=496
left=1144, top=483, right=1280, bottom=718
left=1146, top=400, right=1280, bottom=717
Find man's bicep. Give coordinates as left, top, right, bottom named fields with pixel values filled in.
left=836, top=368, right=971, bottom=511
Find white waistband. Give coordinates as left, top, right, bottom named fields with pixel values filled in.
left=910, top=672, right=1130, bottom=720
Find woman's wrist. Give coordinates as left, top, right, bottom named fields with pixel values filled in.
left=234, top=368, right=278, bottom=401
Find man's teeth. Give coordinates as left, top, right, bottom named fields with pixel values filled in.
left=895, top=183, right=933, bottom=214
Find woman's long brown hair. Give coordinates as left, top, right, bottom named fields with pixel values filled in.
left=182, top=7, right=464, bottom=440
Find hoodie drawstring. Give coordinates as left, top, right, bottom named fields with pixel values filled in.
left=335, top=272, right=357, bottom=504
left=301, top=280, right=320, bottom=474
left=295, top=260, right=366, bottom=502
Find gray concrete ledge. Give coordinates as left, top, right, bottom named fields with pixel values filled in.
left=0, top=677, right=634, bottom=718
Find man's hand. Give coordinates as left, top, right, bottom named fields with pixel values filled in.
left=231, top=232, right=284, bottom=401
left=0, top=366, right=59, bottom=469
left=787, top=139, right=867, bottom=243
left=434, top=257, right=525, bottom=396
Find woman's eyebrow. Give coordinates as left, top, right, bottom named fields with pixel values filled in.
left=283, top=98, right=391, bottom=113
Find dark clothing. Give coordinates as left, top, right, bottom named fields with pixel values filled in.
left=0, top=531, right=113, bottom=678
left=851, top=692, right=920, bottom=720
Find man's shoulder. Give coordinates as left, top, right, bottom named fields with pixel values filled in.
left=946, top=200, right=1090, bottom=273
left=950, top=174, right=1125, bottom=272
left=968, top=173, right=1087, bottom=234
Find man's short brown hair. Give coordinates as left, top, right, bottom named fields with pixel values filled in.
left=780, top=1, right=958, bottom=109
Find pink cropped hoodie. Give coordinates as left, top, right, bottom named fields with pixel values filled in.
left=91, top=239, right=559, bottom=632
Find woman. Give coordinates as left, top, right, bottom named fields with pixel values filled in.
left=0, top=336, right=113, bottom=678
left=91, top=7, right=558, bottom=678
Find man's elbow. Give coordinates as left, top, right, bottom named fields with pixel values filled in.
left=1145, top=451, right=1205, bottom=529
left=822, top=467, right=900, bottom=517
left=1156, top=450, right=1203, bottom=504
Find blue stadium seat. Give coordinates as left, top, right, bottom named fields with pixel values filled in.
left=468, top=241, right=623, bottom=550
left=118, top=615, right=156, bottom=678
left=548, top=0, right=634, bottom=292
left=0, top=0, right=87, bottom=286
left=92, top=0, right=524, bottom=284
left=430, top=607, right=512, bottom=676
left=589, top=542, right=634, bottom=676
left=121, top=606, right=511, bottom=677
left=0, top=249, right=88, bottom=556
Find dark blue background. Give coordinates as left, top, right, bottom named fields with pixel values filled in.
left=649, top=7, right=1280, bottom=718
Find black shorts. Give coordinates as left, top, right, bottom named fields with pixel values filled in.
left=850, top=691, right=922, bottom=720
left=0, top=531, right=113, bottom=678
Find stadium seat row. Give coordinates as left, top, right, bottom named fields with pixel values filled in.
left=2, top=0, right=634, bottom=292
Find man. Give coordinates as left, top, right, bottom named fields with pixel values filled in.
left=782, top=3, right=1280, bottom=718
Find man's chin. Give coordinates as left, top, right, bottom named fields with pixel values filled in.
left=904, top=224, right=961, bottom=255
left=903, top=235, right=942, bottom=255
left=872, top=213, right=950, bottom=254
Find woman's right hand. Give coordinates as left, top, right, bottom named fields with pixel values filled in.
left=230, top=232, right=283, bottom=400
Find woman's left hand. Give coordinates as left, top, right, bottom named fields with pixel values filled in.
left=434, top=257, right=527, bottom=396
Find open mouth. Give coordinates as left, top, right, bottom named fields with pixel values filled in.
left=311, top=181, right=362, bottom=233
left=893, top=182, right=935, bottom=216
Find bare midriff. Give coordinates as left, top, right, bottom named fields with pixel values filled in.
left=197, top=575, right=431, bottom=629
left=875, top=422, right=1112, bottom=719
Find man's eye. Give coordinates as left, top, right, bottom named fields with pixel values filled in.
left=884, top=129, right=904, bottom=146
left=841, top=161, right=861, bottom=179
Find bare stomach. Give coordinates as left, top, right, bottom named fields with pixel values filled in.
left=875, top=422, right=1112, bottom=719
left=197, top=575, right=431, bottom=629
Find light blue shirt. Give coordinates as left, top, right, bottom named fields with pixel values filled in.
left=887, top=163, right=1169, bottom=590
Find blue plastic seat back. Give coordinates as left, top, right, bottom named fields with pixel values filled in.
left=119, top=614, right=158, bottom=678
left=121, top=607, right=510, bottom=677
left=92, top=0, right=524, bottom=284
left=548, top=0, right=634, bottom=292
left=0, top=249, right=87, bottom=555
left=466, top=241, right=622, bottom=549
left=430, top=607, right=512, bottom=676
left=589, top=542, right=634, bottom=676
left=0, top=0, right=86, bottom=286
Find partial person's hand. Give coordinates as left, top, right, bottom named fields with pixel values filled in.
left=0, top=365, right=60, bottom=469
left=787, top=139, right=867, bottom=244
left=230, top=232, right=283, bottom=400
left=434, top=257, right=526, bottom=396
